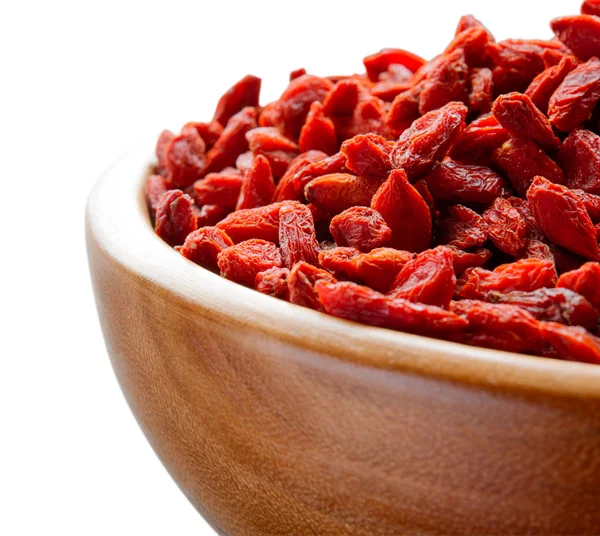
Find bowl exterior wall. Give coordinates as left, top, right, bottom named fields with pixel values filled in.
left=87, top=226, right=600, bottom=535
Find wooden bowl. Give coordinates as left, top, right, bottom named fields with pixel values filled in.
left=86, top=144, right=600, bottom=536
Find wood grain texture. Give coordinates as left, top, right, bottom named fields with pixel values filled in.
left=86, top=146, right=600, bottom=535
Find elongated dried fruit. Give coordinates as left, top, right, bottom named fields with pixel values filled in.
left=155, top=190, right=198, bottom=247
left=316, top=281, right=467, bottom=336
left=558, top=129, right=600, bottom=193
left=371, top=169, right=432, bottom=252
left=236, top=155, right=275, bottom=210
left=193, top=168, right=242, bottom=210
left=527, top=176, right=600, bottom=260
left=492, top=137, right=564, bottom=196
left=217, top=239, right=282, bottom=287
left=255, top=267, right=290, bottom=300
left=449, top=300, right=542, bottom=354
left=424, top=160, right=509, bottom=204
left=492, top=92, right=560, bottom=150
left=486, top=288, right=597, bottom=330
left=299, top=101, right=338, bottom=155
left=548, top=57, right=600, bottom=132
left=180, top=226, right=234, bottom=271
left=457, top=258, right=557, bottom=299
left=391, top=101, right=468, bottom=179
left=216, top=201, right=299, bottom=243
left=551, top=15, right=600, bottom=62
left=288, top=262, right=336, bottom=311
left=165, top=129, right=207, bottom=188
left=305, top=173, right=378, bottom=215
left=388, top=246, right=456, bottom=308
left=541, top=322, right=600, bottom=364
left=330, top=207, right=391, bottom=252
left=279, top=204, right=320, bottom=267
left=557, top=262, right=600, bottom=309
left=213, top=75, right=261, bottom=127
left=482, top=197, right=527, bottom=255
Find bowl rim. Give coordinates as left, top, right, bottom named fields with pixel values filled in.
left=86, top=142, right=600, bottom=398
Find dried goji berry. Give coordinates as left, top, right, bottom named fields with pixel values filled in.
left=506, top=197, right=546, bottom=241
left=330, top=207, right=391, bottom=252
left=487, top=39, right=566, bottom=94
left=291, top=152, right=349, bottom=192
left=287, top=261, right=336, bottom=311
left=371, top=169, right=432, bottom=252
left=193, top=168, right=243, bottom=210
left=265, top=75, right=334, bottom=138
left=318, top=247, right=361, bottom=280
left=370, top=80, right=413, bottom=102
left=525, top=55, right=579, bottom=114
left=573, top=189, right=600, bottom=221
left=322, top=79, right=364, bottom=118
left=146, top=174, right=169, bottom=215
left=212, top=74, right=261, bottom=127
left=180, top=226, right=234, bottom=271
left=341, top=134, right=393, bottom=182
left=582, top=0, right=600, bottom=16
left=164, top=129, right=207, bottom=188
left=468, top=67, right=493, bottom=113
left=486, top=288, right=597, bottom=330
left=492, top=137, right=565, bottom=196
left=279, top=203, right=320, bottom=268
left=216, top=201, right=299, bottom=243
left=419, top=50, right=469, bottom=114
left=236, top=155, right=275, bottom=210
left=217, top=239, right=282, bottom=287
left=437, top=205, right=487, bottom=249
left=246, top=127, right=299, bottom=153
left=492, top=92, right=560, bottom=151
left=527, top=176, right=600, bottom=260
left=557, top=262, right=600, bottom=309
left=457, top=258, right=557, bottom=299
left=449, top=246, right=492, bottom=274
left=482, top=197, right=527, bottom=255
left=558, top=128, right=600, bottom=193
left=386, top=85, right=423, bottom=134
left=548, top=57, right=600, bottom=132
left=298, top=101, right=338, bottom=155
left=305, top=173, right=378, bottom=215
left=551, top=15, right=600, bottom=62
left=455, top=15, right=492, bottom=38
left=448, top=113, right=510, bottom=166
left=343, top=96, right=389, bottom=139
left=182, top=121, right=223, bottom=150
left=205, top=107, right=258, bottom=174
left=445, top=27, right=491, bottom=67
left=272, top=150, right=328, bottom=202
left=353, top=248, right=414, bottom=292
left=155, top=190, right=198, bottom=247
left=388, top=246, right=456, bottom=308
left=540, top=322, right=600, bottom=364
left=521, top=239, right=556, bottom=265
left=391, top=101, right=468, bottom=179
left=449, top=300, right=542, bottom=354
left=193, top=204, right=229, bottom=228
left=363, top=48, right=426, bottom=82
left=290, top=68, right=307, bottom=81
left=235, top=151, right=254, bottom=174
left=254, top=267, right=291, bottom=300
left=424, top=160, right=509, bottom=205
left=316, top=280, right=467, bottom=336
left=155, top=129, right=175, bottom=176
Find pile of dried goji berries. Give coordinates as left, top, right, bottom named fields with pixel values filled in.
left=148, top=1, right=600, bottom=364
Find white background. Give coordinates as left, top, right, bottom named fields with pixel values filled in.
left=0, top=1, right=581, bottom=534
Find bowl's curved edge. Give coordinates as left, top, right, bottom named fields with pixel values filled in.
left=85, top=142, right=600, bottom=399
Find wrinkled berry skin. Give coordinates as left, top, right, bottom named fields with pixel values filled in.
left=155, top=190, right=197, bottom=247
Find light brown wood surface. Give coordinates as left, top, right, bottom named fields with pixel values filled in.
left=86, top=145, right=600, bottom=535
